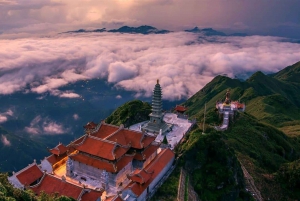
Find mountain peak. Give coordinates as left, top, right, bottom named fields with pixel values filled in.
left=273, top=61, right=300, bottom=83
left=108, top=25, right=170, bottom=34
left=184, top=27, right=226, bottom=36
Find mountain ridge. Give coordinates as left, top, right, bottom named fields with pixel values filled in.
left=62, top=25, right=248, bottom=36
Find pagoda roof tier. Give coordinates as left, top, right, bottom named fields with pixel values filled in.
left=149, top=113, right=163, bottom=118
left=15, top=163, right=43, bottom=186
left=125, top=148, right=175, bottom=197
left=70, top=153, right=134, bottom=173
left=48, top=143, right=68, bottom=156
left=74, top=136, right=129, bottom=161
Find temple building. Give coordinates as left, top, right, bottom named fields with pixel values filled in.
left=142, top=80, right=171, bottom=134
left=215, top=89, right=245, bottom=131
left=9, top=121, right=175, bottom=201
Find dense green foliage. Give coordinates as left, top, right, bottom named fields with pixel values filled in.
left=150, top=167, right=180, bottom=201
left=276, top=159, right=300, bottom=199
left=162, top=135, right=168, bottom=144
left=178, top=129, right=251, bottom=201
left=223, top=112, right=300, bottom=200
left=0, top=173, right=75, bottom=201
left=105, top=100, right=151, bottom=127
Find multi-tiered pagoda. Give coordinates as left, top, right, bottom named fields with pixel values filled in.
left=142, top=80, right=171, bottom=134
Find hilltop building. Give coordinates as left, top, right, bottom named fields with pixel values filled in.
left=8, top=122, right=175, bottom=201
left=215, top=89, right=245, bottom=131
left=142, top=80, right=172, bottom=134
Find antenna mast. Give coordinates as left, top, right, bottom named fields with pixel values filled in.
left=202, top=102, right=206, bottom=134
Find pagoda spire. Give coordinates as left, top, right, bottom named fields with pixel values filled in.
left=142, top=79, right=171, bottom=134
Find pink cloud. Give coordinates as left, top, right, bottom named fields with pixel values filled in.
left=0, top=32, right=300, bottom=100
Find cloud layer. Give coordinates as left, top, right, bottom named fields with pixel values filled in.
left=1, top=32, right=300, bottom=100
left=0, top=109, right=14, bottom=123
left=25, top=115, right=68, bottom=134
left=1, top=135, right=11, bottom=146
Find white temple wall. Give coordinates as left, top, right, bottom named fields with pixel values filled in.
left=8, top=175, right=23, bottom=189
left=73, top=160, right=105, bottom=181
left=40, top=159, right=52, bottom=173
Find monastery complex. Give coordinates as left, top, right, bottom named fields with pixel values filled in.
left=8, top=80, right=193, bottom=201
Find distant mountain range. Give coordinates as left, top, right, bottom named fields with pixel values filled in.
left=63, top=25, right=170, bottom=34
left=62, top=25, right=248, bottom=36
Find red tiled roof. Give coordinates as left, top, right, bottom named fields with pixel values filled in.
left=16, top=164, right=43, bottom=186
left=134, top=152, right=144, bottom=160
left=143, top=144, right=159, bottom=159
left=109, top=129, right=144, bottom=149
left=75, top=136, right=128, bottom=160
left=125, top=149, right=175, bottom=196
left=107, top=130, right=128, bottom=146
left=81, top=190, right=103, bottom=201
left=70, top=135, right=86, bottom=145
left=46, top=154, right=67, bottom=165
left=92, top=124, right=119, bottom=139
left=142, top=135, right=156, bottom=148
left=84, top=121, right=97, bottom=129
left=70, top=153, right=134, bottom=173
left=49, top=143, right=68, bottom=156
left=133, top=144, right=159, bottom=161
left=127, top=169, right=152, bottom=184
left=31, top=174, right=83, bottom=199
left=70, top=153, right=116, bottom=172
left=175, top=105, right=187, bottom=112
left=116, top=155, right=134, bottom=172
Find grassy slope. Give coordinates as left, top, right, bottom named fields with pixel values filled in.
left=224, top=112, right=300, bottom=200
left=185, top=62, right=300, bottom=136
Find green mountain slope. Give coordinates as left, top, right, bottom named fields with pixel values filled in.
left=185, top=62, right=300, bottom=136
left=105, top=100, right=151, bottom=127
left=272, top=61, right=300, bottom=83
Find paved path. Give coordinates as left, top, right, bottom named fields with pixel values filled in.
left=240, top=164, right=263, bottom=201
left=214, top=111, right=229, bottom=131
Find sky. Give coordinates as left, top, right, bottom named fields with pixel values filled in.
left=0, top=0, right=300, bottom=38
left=0, top=0, right=300, bottom=101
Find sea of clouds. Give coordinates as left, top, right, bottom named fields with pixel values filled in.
left=0, top=32, right=300, bottom=100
